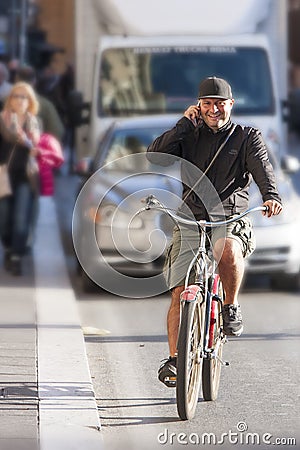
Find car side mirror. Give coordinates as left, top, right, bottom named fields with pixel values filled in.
left=75, top=157, right=93, bottom=177
left=281, top=155, right=300, bottom=174
left=286, top=89, right=300, bottom=133
left=67, top=90, right=90, bottom=127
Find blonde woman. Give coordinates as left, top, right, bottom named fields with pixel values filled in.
left=0, top=82, right=41, bottom=275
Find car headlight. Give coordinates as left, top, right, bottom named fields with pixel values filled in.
left=86, top=204, right=144, bottom=229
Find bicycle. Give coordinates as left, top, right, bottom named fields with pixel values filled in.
left=137, top=194, right=267, bottom=420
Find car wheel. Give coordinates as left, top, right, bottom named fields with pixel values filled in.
left=81, top=269, right=99, bottom=293
left=270, top=273, right=300, bottom=292
left=76, top=259, right=82, bottom=275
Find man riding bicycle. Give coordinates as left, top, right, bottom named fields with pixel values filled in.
left=147, top=76, right=282, bottom=386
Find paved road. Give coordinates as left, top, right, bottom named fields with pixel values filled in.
left=54, top=135, right=300, bottom=450
left=75, top=284, right=300, bottom=450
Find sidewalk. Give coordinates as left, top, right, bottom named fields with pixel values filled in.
left=0, top=257, right=38, bottom=450
left=0, top=197, right=103, bottom=450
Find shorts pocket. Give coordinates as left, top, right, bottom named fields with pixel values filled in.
left=163, top=243, right=173, bottom=271
left=163, top=242, right=173, bottom=286
left=232, top=217, right=256, bottom=257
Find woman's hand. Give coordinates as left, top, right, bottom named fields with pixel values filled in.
left=17, top=130, right=30, bottom=146
left=30, top=147, right=40, bottom=158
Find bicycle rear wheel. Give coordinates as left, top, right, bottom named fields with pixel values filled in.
left=176, top=299, right=203, bottom=420
left=202, top=278, right=224, bottom=401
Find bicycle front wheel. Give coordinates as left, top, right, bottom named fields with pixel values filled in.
left=176, top=299, right=203, bottom=420
left=202, top=281, right=224, bottom=401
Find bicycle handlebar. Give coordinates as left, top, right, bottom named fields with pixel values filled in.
left=138, top=194, right=268, bottom=228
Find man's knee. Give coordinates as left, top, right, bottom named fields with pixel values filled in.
left=214, top=238, right=243, bottom=266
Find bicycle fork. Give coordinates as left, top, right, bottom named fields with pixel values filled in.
left=203, top=277, right=230, bottom=367
left=180, top=286, right=203, bottom=365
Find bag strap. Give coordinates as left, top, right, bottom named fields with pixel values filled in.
left=181, top=123, right=237, bottom=204
left=6, top=143, right=17, bottom=169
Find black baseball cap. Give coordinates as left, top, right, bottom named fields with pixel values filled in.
left=198, top=77, right=233, bottom=99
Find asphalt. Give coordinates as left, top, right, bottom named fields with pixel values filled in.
left=0, top=196, right=103, bottom=450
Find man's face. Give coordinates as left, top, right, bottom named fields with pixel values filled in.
left=199, top=98, right=235, bottom=131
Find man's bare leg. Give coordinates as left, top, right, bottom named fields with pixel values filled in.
left=213, top=237, right=244, bottom=304
left=213, top=237, right=244, bottom=335
left=167, top=238, right=244, bottom=354
left=167, top=285, right=184, bottom=357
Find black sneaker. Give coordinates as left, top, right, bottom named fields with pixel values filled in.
left=158, top=356, right=177, bottom=387
left=222, top=304, right=243, bottom=336
left=4, top=250, right=12, bottom=271
left=10, top=256, right=22, bottom=276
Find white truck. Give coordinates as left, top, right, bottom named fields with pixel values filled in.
left=72, top=0, right=292, bottom=162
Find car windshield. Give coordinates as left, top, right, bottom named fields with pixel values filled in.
left=98, top=46, right=274, bottom=117
left=102, top=126, right=168, bottom=171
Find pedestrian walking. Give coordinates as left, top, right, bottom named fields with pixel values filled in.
left=0, top=82, right=41, bottom=275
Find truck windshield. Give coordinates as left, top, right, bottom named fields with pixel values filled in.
left=98, top=46, right=274, bottom=117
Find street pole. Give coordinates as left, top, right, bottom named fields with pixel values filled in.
left=19, top=0, right=27, bottom=65
left=10, top=0, right=18, bottom=59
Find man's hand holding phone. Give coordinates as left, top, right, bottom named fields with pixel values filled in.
left=184, top=101, right=202, bottom=126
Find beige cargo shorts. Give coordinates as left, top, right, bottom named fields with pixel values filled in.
left=163, top=216, right=256, bottom=290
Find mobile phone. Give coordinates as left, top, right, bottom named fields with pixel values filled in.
left=193, top=100, right=202, bottom=125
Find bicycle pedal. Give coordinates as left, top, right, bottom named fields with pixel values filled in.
left=163, top=377, right=176, bottom=387
left=216, top=355, right=230, bottom=366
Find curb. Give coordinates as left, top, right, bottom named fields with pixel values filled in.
left=34, top=197, right=103, bottom=450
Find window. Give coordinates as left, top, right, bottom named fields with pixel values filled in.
left=103, top=126, right=167, bottom=171
left=98, top=46, right=274, bottom=117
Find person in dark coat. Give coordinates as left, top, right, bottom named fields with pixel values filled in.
left=15, top=66, right=65, bottom=141
left=0, top=82, right=41, bottom=275
left=147, top=77, right=282, bottom=386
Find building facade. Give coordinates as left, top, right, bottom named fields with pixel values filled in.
left=0, top=0, right=300, bottom=88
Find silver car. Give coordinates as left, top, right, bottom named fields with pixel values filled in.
left=73, top=115, right=300, bottom=292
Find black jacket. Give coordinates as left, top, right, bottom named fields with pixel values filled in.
left=0, top=115, right=31, bottom=184
left=147, top=117, right=282, bottom=220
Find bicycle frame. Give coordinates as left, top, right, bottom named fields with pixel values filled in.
left=181, top=222, right=219, bottom=357
left=181, top=221, right=222, bottom=357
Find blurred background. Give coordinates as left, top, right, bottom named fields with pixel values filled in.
left=0, top=3, right=300, bottom=447
left=0, top=0, right=300, bottom=87
left=0, top=0, right=300, bottom=160
left=1, top=0, right=300, bottom=291
left=0, top=0, right=300, bottom=285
